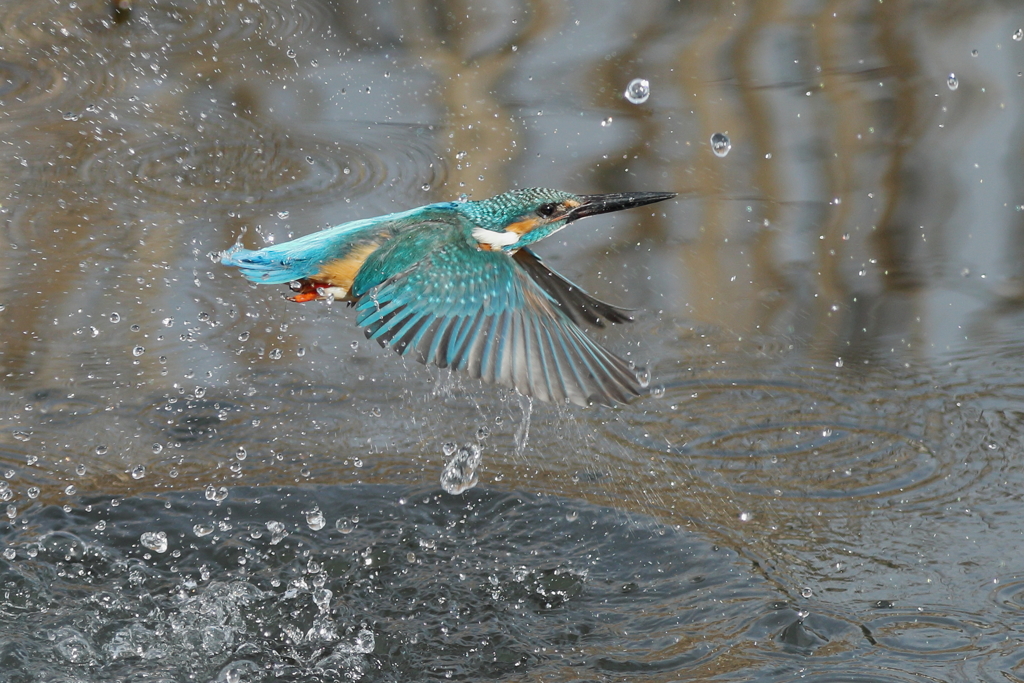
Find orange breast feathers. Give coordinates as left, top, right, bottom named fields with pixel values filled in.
left=314, top=242, right=380, bottom=299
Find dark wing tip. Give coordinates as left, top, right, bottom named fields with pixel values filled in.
left=513, top=249, right=635, bottom=329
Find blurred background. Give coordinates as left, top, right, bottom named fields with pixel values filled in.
left=3, top=0, right=1024, bottom=681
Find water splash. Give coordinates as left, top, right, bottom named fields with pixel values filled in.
left=140, top=531, right=167, bottom=553
left=440, top=443, right=482, bottom=494
left=514, top=394, right=533, bottom=456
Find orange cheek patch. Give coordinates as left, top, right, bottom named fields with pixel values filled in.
left=505, top=217, right=542, bottom=236
left=315, top=242, right=380, bottom=295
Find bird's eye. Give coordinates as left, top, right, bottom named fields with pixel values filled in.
left=536, top=203, right=559, bottom=218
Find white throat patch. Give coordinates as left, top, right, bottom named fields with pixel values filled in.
left=472, top=227, right=518, bottom=249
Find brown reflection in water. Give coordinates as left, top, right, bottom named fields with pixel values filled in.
left=730, top=0, right=789, bottom=332
left=873, top=0, right=930, bottom=293
left=400, top=0, right=555, bottom=198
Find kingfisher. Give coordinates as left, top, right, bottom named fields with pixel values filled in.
left=220, top=188, right=675, bottom=407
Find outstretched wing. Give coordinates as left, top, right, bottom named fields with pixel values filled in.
left=512, top=248, right=634, bottom=327
left=353, top=235, right=642, bottom=406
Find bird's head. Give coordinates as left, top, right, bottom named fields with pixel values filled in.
left=460, top=188, right=676, bottom=251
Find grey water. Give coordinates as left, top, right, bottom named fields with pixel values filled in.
left=3, top=0, right=1024, bottom=681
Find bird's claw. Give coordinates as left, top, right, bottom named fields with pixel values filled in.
left=286, top=279, right=326, bottom=303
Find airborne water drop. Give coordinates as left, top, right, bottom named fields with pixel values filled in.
left=624, top=78, right=650, bottom=104
left=710, top=132, right=732, bottom=157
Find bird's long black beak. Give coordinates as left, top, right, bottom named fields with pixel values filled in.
left=567, top=191, right=676, bottom=222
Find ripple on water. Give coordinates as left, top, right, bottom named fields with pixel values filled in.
left=0, top=58, right=62, bottom=109
left=79, top=121, right=445, bottom=209
left=0, top=485, right=769, bottom=682
left=989, top=576, right=1024, bottom=614
left=614, top=378, right=938, bottom=500
left=862, top=611, right=984, bottom=659
left=0, top=0, right=332, bottom=53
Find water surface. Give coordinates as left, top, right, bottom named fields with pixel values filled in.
left=3, top=1, right=1024, bottom=681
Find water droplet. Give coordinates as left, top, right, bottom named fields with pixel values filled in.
left=131, top=465, right=145, bottom=479
left=651, top=385, right=666, bottom=399
left=63, top=111, right=79, bottom=121
left=440, top=443, right=482, bottom=495
left=600, top=116, right=613, bottom=127
left=27, top=486, right=39, bottom=499
left=95, top=445, right=109, bottom=455
left=947, top=73, right=958, bottom=90
left=2, top=548, right=14, bottom=560
left=266, top=520, right=289, bottom=544
left=565, top=510, right=578, bottom=522
left=710, top=132, right=732, bottom=157
left=624, top=78, right=650, bottom=104
left=739, top=511, right=753, bottom=522
left=64, top=485, right=75, bottom=495
left=335, top=517, right=354, bottom=534
left=75, top=464, right=86, bottom=476
left=152, top=443, right=163, bottom=454
left=238, top=331, right=250, bottom=342
left=442, top=442, right=457, bottom=456
left=235, top=446, right=247, bottom=460
left=800, top=586, right=813, bottom=598
left=132, top=346, right=145, bottom=357
left=312, top=587, right=332, bottom=613
left=636, top=368, right=651, bottom=389
left=193, top=523, right=214, bottom=537
left=6, top=504, right=16, bottom=519
left=421, top=183, right=430, bottom=191
left=109, top=312, right=121, bottom=323
left=205, top=485, right=229, bottom=502
left=286, top=49, right=296, bottom=58
left=350, top=340, right=359, bottom=351
left=269, top=348, right=282, bottom=360
left=476, top=426, right=490, bottom=440
left=971, top=49, right=979, bottom=57
left=140, top=531, right=168, bottom=553
left=1015, top=28, right=1023, bottom=42
left=822, top=428, right=833, bottom=438
left=305, top=507, right=326, bottom=530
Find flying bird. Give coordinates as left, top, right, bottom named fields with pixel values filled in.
left=220, top=188, right=675, bottom=406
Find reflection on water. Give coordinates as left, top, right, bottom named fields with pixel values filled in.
left=3, top=0, right=1024, bottom=680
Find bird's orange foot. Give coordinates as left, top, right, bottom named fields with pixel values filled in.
left=286, top=279, right=328, bottom=303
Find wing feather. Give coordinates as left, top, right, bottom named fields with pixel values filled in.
left=353, top=229, right=642, bottom=406
left=513, top=248, right=634, bottom=327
